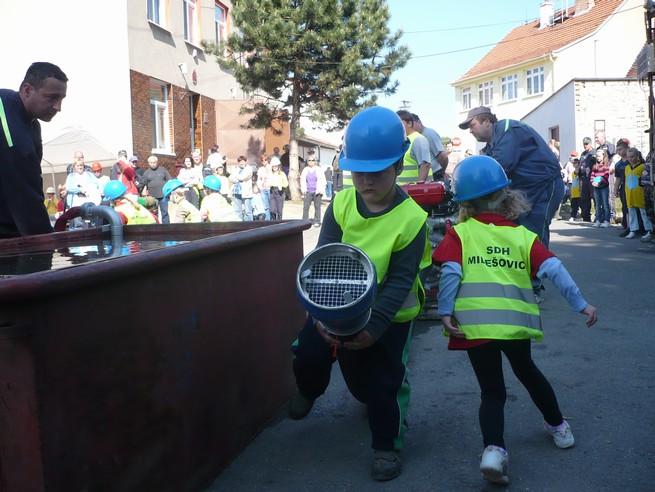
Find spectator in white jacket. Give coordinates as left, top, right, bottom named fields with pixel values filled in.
left=229, top=155, right=254, bottom=221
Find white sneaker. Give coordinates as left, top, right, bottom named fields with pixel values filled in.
left=543, top=420, right=575, bottom=449
left=601, top=221, right=610, bottom=228
left=625, top=231, right=636, bottom=239
left=593, top=222, right=601, bottom=227
left=568, top=217, right=575, bottom=222
left=641, top=231, right=652, bottom=242
left=480, top=445, right=509, bottom=485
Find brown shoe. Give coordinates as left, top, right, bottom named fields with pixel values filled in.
left=371, top=450, right=401, bottom=481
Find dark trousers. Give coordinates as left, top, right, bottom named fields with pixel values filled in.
left=619, top=186, right=628, bottom=230
left=292, top=316, right=413, bottom=451
left=580, top=180, right=593, bottom=221
left=270, top=190, right=285, bottom=219
left=518, top=177, right=564, bottom=252
left=570, top=197, right=581, bottom=219
left=302, top=192, right=322, bottom=224
left=467, top=339, right=563, bottom=450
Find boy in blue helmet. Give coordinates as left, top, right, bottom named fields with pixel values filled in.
left=103, top=180, right=158, bottom=225
left=200, top=175, right=239, bottom=222
left=288, top=106, right=431, bottom=481
left=433, top=155, right=597, bottom=485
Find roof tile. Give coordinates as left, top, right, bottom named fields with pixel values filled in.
left=457, top=0, right=626, bottom=81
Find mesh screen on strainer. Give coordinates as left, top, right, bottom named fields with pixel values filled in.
left=303, top=255, right=370, bottom=308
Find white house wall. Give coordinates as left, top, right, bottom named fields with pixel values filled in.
left=574, top=79, right=649, bottom=150
left=551, top=0, right=644, bottom=87
left=522, top=82, right=577, bottom=158
left=522, top=79, right=649, bottom=156
left=126, top=0, right=243, bottom=102
left=452, top=0, right=645, bottom=154
left=0, top=0, right=133, bottom=155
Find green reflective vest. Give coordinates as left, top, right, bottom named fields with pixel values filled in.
left=397, top=132, right=422, bottom=186
left=453, top=219, right=543, bottom=341
left=333, top=187, right=431, bottom=322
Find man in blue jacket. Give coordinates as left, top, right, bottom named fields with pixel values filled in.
left=459, top=106, right=564, bottom=249
left=0, top=62, right=68, bottom=238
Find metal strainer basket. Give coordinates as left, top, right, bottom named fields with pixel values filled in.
left=296, top=243, right=377, bottom=336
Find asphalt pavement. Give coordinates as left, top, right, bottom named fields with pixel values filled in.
left=206, top=215, right=655, bottom=492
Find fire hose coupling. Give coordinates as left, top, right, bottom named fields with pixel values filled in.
left=296, top=243, right=377, bottom=337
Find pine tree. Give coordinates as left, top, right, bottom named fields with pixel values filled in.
left=204, top=0, right=410, bottom=199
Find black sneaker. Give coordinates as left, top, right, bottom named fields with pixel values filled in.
left=371, top=450, right=401, bottom=481
left=288, top=392, right=315, bottom=420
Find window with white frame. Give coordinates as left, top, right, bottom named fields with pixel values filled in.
left=462, top=87, right=471, bottom=110
left=147, top=0, right=168, bottom=27
left=150, top=80, right=171, bottom=152
left=501, top=74, right=518, bottom=101
left=215, top=2, right=228, bottom=45
left=183, top=0, right=200, bottom=45
left=478, top=81, right=493, bottom=106
left=526, top=66, right=545, bottom=95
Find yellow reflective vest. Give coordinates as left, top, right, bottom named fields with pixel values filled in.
left=397, top=132, right=422, bottom=186
left=114, top=199, right=157, bottom=225
left=332, top=187, right=431, bottom=322
left=453, top=219, right=543, bottom=341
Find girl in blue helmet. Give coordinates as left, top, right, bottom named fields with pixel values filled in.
left=289, top=106, right=432, bottom=482
left=432, top=155, right=598, bottom=486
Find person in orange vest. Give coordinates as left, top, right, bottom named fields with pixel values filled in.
left=103, top=180, right=158, bottom=225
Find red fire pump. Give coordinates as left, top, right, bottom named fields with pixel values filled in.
left=401, top=181, right=459, bottom=318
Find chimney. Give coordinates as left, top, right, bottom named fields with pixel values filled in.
left=540, top=1, right=555, bottom=28
left=574, top=0, right=595, bottom=16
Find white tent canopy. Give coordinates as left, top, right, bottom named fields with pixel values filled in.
left=41, top=127, right=116, bottom=187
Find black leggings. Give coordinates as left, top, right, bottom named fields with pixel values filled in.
left=467, top=339, right=563, bottom=450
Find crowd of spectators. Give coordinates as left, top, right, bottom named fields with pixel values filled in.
left=50, top=145, right=336, bottom=229
left=552, top=132, right=653, bottom=244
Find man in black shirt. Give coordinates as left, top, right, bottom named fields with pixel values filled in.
left=0, top=62, right=68, bottom=238
left=579, top=137, right=596, bottom=222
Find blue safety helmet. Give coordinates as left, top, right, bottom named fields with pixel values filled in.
left=451, top=155, right=512, bottom=202
left=103, top=180, right=127, bottom=200
left=202, top=175, right=222, bottom=192
left=338, top=106, right=410, bottom=172
left=162, top=178, right=184, bottom=198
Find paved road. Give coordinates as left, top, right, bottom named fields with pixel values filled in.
left=206, top=218, right=655, bottom=491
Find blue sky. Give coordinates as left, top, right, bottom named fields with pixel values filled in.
left=380, top=0, right=545, bottom=139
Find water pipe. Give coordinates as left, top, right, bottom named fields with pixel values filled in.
left=79, top=203, right=124, bottom=241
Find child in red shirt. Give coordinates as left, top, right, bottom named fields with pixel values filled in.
left=432, top=155, right=597, bottom=485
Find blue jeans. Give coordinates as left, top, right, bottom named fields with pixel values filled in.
left=592, top=186, right=610, bottom=224
left=232, top=195, right=253, bottom=221
left=260, top=188, right=271, bottom=220
left=157, top=197, right=169, bottom=224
